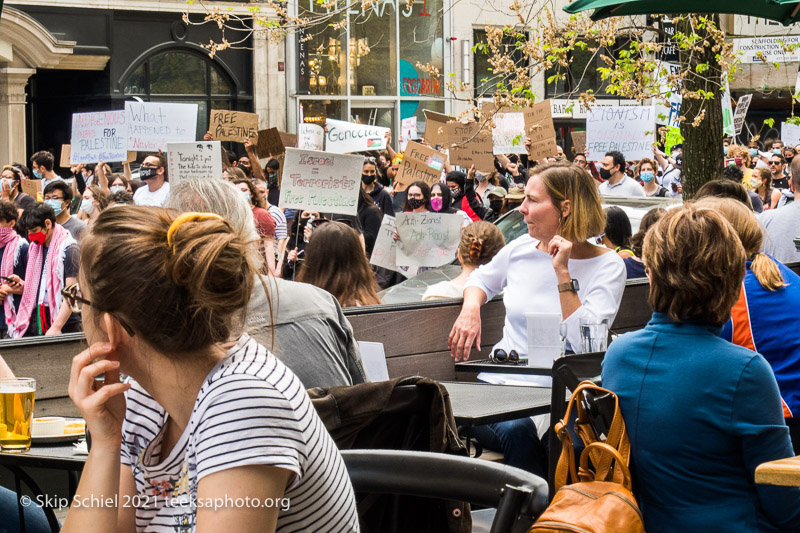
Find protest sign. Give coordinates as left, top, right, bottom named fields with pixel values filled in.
left=280, top=131, right=298, bottom=150
left=210, top=110, right=258, bottom=143
left=492, top=113, right=526, bottom=154
left=279, top=148, right=363, bottom=216
left=733, top=94, right=752, bottom=136
left=586, top=106, right=655, bottom=161
left=125, top=151, right=138, bottom=163
left=781, top=121, right=800, bottom=147
left=20, top=179, right=42, bottom=201
left=325, top=119, right=389, bottom=153
left=395, top=212, right=464, bottom=268
left=70, top=110, right=129, bottom=164
left=482, top=101, right=558, bottom=159
left=166, top=142, right=223, bottom=187
left=399, top=117, right=418, bottom=151
left=60, top=145, right=71, bottom=168
left=256, top=128, right=285, bottom=159
left=125, top=101, right=198, bottom=152
left=369, top=214, right=418, bottom=278
left=394, top=141, right=446, bottom=191
left=424, top=111, right=494, bottom=171
left=571, top=131, right=586, bottom=156
left=721, top=74, right=735, bottom=137
left=298, top=123, right=325, bottom=151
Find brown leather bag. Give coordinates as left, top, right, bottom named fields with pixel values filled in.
left=529, top=382, right=646, bottom=533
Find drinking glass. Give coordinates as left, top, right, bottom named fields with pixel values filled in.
left=580, top=318, right=609, bottom=353
left=0, top=378, right=36, bottom=452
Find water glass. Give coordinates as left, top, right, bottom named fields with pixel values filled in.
left=580, top=318, right=609, bottom=353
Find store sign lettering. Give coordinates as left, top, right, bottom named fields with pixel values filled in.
left=402, top=77, right=441, bottom=95
left=308, top=0, right=419, bottom=17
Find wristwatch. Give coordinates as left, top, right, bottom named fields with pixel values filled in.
left=558, top=279, right=580, bottom=293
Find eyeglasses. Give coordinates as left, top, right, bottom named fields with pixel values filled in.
left=490, top=349, right=521, bottom=364
left=61, top=282, right=135, bottom=337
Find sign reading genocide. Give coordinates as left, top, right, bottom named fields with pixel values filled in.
left=70, top=111, right=129, bottom=164
left=369, top=214, right=419, bottom=278
left=125, top=101, right=198, bottom=152
left=210, top=110, right=258, bottom=143
left=325, top=119, right=389, bottom=153
left=298, top=123, right=325, bottom=151
left=586, top=106, right=655, bottom=161
left=166, top=142, right=223, bottom=188
left=395, top=212, right=464, bottom=268
left=394, top=141, right=446, bottom=191
left=278, top=148, right=363, bottom=216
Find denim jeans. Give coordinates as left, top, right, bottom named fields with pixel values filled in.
left=471, top=418, right=548, bottom=479
left=0, top=486, right=53, bottom=533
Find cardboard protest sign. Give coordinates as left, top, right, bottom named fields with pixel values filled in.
left=325, top=119, right=389, bottom=153
left=369, top=214, right=419, bottom=278
left=298, top=123, right=325, bottom=151
left=394, top=141, right=446, bottom=192
left=210, top=110, right=258, bottom=143
left=492, top=113, right=527, bottom=155
left=166, top=142, right=223, bottom=187
left=280, top=131, right=298, bottom=150
left=571, top=131, right=586, bottom=155
left=125, top=101, right=198, bottom=152
left=60, top=145, right=71, bottom=168
left=125, top=151, right=137, bottom=163
left=20, top=179, right=42, bottom=201
left=279, top=148, right=363, bottom=216
left=586, top=106, right=655, bottom=161
left=733, top=94, right=752, bottom=136
left=256, top=128, right=285, bottom=159
left=70, top=110, right=129, bottom=164
left=395, top=212, right=464, bottom=268
left=781, top=121, right=800, bottom=147
left=480, top=100, right=557, bottom=145
left=423, top=111, right=494, bottom=171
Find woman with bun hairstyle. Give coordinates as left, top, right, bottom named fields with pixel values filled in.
left=423, top=221, right=505, bottom=301
left=62, top=207, right=359, bottom=532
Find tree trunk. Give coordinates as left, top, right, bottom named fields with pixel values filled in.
left=677, top=14, right=724, bottom=199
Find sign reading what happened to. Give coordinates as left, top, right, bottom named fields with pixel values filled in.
left=278, top=148, right=363, bottom=216
left=586, top=106, right=655, bottom=161
left=325, top=119, right=389, bottom=154
left=70, top=111, right=129, bottom=164
left=395, top=212, right=464, bottom=268
left=167, top=142, right=223, bottom=187
left=125, top=101, right=198, bottom=152
left=210, top=110, right=259, bottom=143
left=298, top=123, right=325, bottom=151
left=394, top=141, right=446, bottom=191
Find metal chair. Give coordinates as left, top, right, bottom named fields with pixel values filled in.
left=341, top=449, right=549, bottom=533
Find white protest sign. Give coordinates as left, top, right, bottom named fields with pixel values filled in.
left=721, top=75, right=735, bottom=137
left=399, top=117, right=418, bottom=151
left=653, top=61, right=682, bottom=128
left=125, top=101, right=198, bottom=152
left=369, top=214, right=419, bottom=278
left=395, top=212, right=463, bottom=268
left=279, top=148, right=363, bottom=216
left=586, top=106, right=655, bottom=161
left=492, top=112, right=527, bottom=154
left=298, top=123, right=324, bottom=151
left=733, top=94, right=752, bottom=136
left=325, top=119, right=389, bottom=153
left=70, top=111, right=128, bottom=164
left=782, top=121, right=800, bottom=147
left=166, top=142, right=223, bottom=187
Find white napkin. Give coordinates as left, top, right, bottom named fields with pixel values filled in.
left=73, top=440, right=88, bottom=455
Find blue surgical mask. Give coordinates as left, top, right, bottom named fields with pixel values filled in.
left=750, top=148, right=758, bottom=158
left=640, top=171, right=654, bottom=183
left=773, top=149, right=782, bottom=155
left=45, top=199, right=63, bottom=216
left=723, top=146, right=728, bottom=155
left=241, top=190, right=251, bottom=203
left=33, top=169, right=42, bottom=179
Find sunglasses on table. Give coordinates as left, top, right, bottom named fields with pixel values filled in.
left=489, top=349, right=521, bottom=365
left=61, top=282, right=136, bottom=337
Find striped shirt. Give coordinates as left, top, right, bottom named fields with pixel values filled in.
left=120, top=334, right=360, bottom=532
left=268, top=205, right=288, bottom=241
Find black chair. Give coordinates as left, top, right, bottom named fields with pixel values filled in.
left=341, top=449, right=549, bottom=533
left=547, top=352, right=605, bottom=496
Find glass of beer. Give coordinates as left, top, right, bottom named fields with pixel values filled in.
left=0, top=378, right=36, bottom=452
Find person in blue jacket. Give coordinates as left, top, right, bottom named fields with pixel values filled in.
left=602, top=203, right=800, bottom=533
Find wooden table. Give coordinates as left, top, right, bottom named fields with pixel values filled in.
left=755, top=455, right=800, bottom=486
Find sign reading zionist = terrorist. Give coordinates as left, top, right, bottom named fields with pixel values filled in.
left=324, top=119, right=389, bottom=154
left=125, top=101, right=198, bottom=152
left=70, top=110, right=129, bottom=164
left=278, top=148, right=364, bottom=216
left=395, top=212, right=464, bottom=268
left=585, top=106, right=655, bottom=161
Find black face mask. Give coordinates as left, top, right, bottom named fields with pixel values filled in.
left=490, top=200, right=504, bottom=212
left=140, top=168, right=158, bottom=180
left=507, top=200, right=522, bottom=210
left=268, top=172, right=278, bottom=186
left=407, top=198, right=425, bottom=210
left=361, top=174, right=377, bottom=185
left=599, top=167, right=612, bottom=181
left=787, top=157, right=794, bottom=164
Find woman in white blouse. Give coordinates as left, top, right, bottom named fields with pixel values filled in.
left=447, top=161, right=626, bottom=475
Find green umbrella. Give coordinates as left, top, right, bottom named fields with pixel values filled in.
left=563, top=0, right=800, bottom=25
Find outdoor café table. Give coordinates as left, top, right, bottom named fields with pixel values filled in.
left=441, top=381, right=551, bottom=456
left=755, top=455, right=800, bottom=487
left=0, top=443, right=85, bottom=533
left=454, top=359, right=553, bottom=377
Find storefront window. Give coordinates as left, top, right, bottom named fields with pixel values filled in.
left=300, top=99, right=346, bottom=125
left=399, top=0, right=444, bottom=98
left=297, top=8, right=347, bottom=96
left=351, top=103, right=395, bottom=133
left=350, top=6, right=397, bottom=96
left=473, top=28, right=526, bottom=99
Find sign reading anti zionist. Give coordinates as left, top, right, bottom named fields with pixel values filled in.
left=70, top=111, right=129, bottom=164
left=325, top=119, right=389, bottom=153
left=125, top=101, right=198, bottom=152
left=369, top=214, right=419, bottom=278
left=278, top=148, right=363, bottom=216
left=586, top=106, right=655, bottom=161
left=395, top=212, right=464, bottom=268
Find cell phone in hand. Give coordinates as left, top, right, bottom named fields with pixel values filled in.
left=0, top=276, right=16, bottom=285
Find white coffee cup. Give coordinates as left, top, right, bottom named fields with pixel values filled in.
left=32, top=416, right=65, bottom=437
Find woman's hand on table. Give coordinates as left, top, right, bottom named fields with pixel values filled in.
left=68, top=342, right=130, bottom=449
left=448, top=304, right=482, bottom=362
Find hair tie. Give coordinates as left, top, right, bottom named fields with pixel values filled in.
left=167, top=212, right=227, bottom=248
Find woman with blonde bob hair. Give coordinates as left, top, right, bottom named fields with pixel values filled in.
left=447, top=161, right=626, bottom=476
left=602, top=204, right=800, bottom=532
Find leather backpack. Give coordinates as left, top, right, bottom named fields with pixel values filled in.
left=529, top=381, right=646, bottom=533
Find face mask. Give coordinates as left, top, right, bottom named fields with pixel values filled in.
left=28, top=231, right=46, bottom=246
left=110, top=185, right=125, bottom=194
left=640, top=171, right=654, bottom=183
left=750, top=177, right=762, bottom=188
left=507, top=200, right=522, bottom=210
left=449, top=188, right=461, bottom=197
left=749, top=148, right=758, bottom=158
left=241, top=190, right=251, bottom=203
left=140, top=167, right=157, bottom=180
left=787, top=157, right=794, bottom=164
left=773, top=149, right=782, bottom=155
left=33, top=169, right=42, bottom=179
left=723, top=146, right=729, bottom=155
left=361, top=174, right=377, bottom=185
left=734, top=157, right=743, bottom=167
left=475, top=173, right=487, bottom=183
left=79, top=198, right=95, bottom=214
left=490, top=200, right=504, bottom=212
left=430, top=198, right=443, bottom=211
left=45, top=199, right=63, bottom=216
left=268, top=172, right=278, bottom=186
left=599, top=167, right=612, bottom=181
left=407, top=198, right=425, bottom=210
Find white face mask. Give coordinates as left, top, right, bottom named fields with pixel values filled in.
left=80, top=197, right=95, bottom=214
left=750, top=177, right=762, bottom=189
left=110, top=185, right=125, bottom=194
